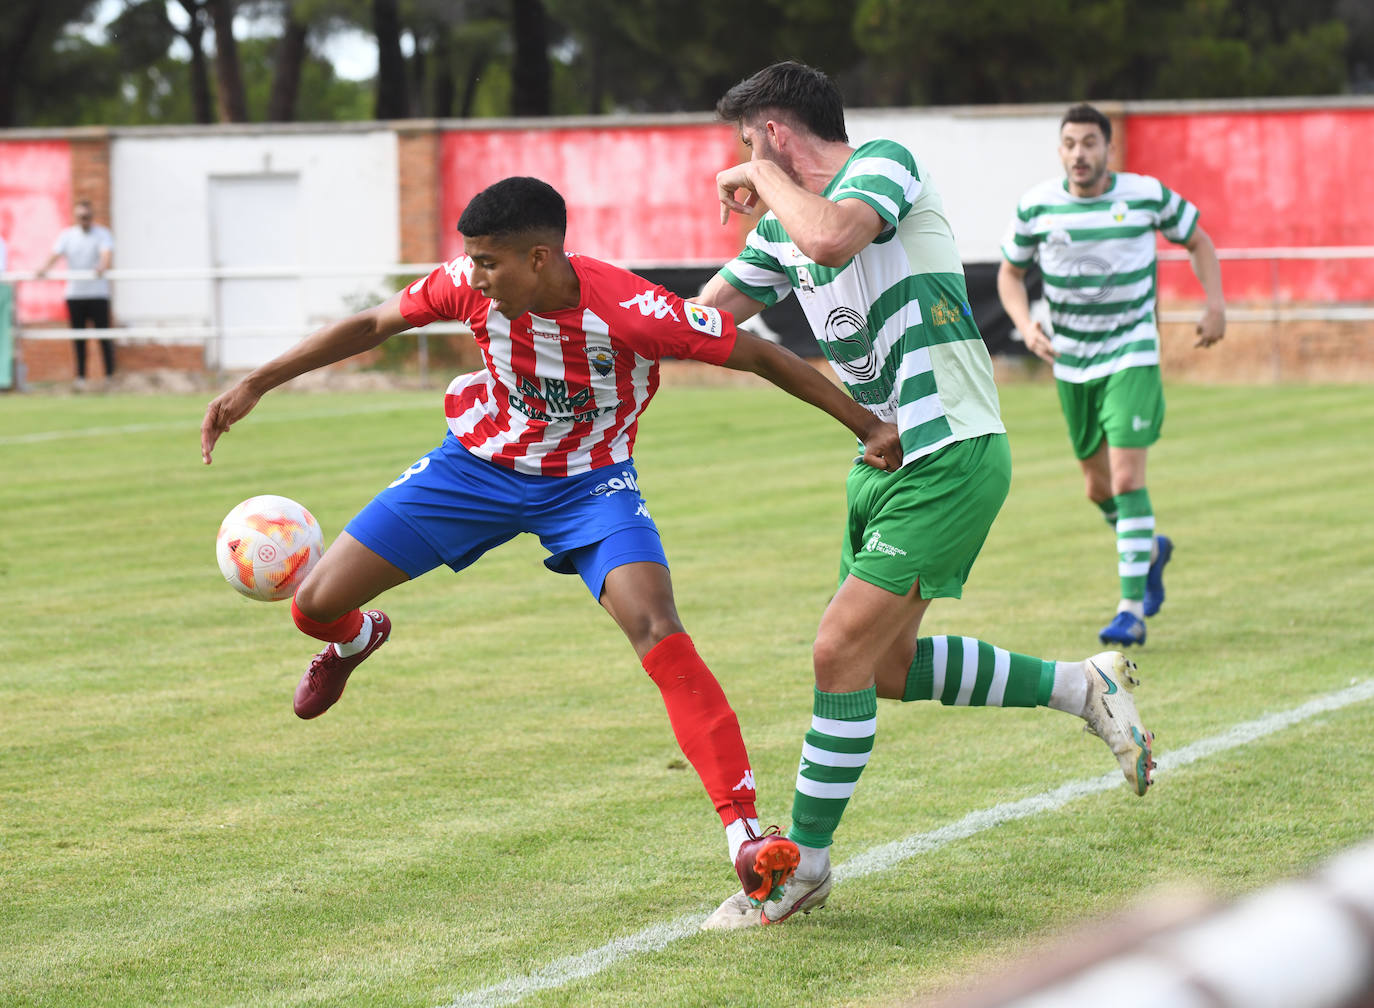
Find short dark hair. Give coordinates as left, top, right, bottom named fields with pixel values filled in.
left=1061, top=103, right=1111, bottom=144
left=716, top=61, right=848, bottom=143
left=457, top=176, right=567, bottom=241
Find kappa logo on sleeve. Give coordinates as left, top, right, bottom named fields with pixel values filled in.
left=685, top=302, right=723, bottom=338
left=441, top=255, right=474, bottom=288
left=620, top=289, right=679, bottom=320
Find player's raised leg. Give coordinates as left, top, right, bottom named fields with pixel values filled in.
left=898, top=635, right=1155, bottom=796
left=290, top=530, right=409, bottom=719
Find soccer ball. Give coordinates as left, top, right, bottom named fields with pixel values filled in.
left=216, top=495, right=323, bottom=602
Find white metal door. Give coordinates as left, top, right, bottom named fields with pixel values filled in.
left=209, top=174, right=303, bottom=369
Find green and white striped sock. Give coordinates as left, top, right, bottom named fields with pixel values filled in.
left=902, top=635, right=1055, bottom=708
left=1115, top=487, right=1154, bottom=604
left=787, top=685, right=877, bottom=851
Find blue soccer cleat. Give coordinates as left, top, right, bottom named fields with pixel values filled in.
left=1144, top=535, right=1173, bottom=617
left=1099, top=610, right=1146, bottom=647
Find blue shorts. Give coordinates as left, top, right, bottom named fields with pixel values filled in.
left=344, top=435, right=667, bottom=598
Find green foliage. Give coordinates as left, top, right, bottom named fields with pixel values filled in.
left=0, top=380, right=1372, bottom=1006
left=544, top=0, right=863, bottom=114
left=850, top=0, right=1362, bottom=104
left=20, top=36, right=127, bottom=127
left=108, top=0, right=177, bottom=70
left=5, top=0, right=1367, bottom=127
left=236, top=36, right=372, bottom=122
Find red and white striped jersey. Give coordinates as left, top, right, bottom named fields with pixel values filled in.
left=398, top=253, right=737, bottom=476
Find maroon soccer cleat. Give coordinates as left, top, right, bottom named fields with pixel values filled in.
left=735, top=825, right=801, bottom=906
left=293, top=610, right=391, bottom=719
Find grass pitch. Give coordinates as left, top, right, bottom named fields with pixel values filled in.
left=2, top=378, right=1371, bottom=1007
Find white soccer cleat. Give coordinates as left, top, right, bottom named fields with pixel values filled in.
left=760, top=869, right=832, bottom=924
left=1082, top=651, right=1155, bottom=796
left=701, top=890, right=762, bottom=931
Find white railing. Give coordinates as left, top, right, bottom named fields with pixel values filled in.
left=2, top=246, right=1371, bottom=387
left=1156, top=245, right=1374, bottom=323
left=0, top=263, right=458, bottom=388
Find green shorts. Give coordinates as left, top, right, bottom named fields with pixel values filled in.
left=1057, top=365, right=1166, bottom=459
left=841, top=433, right=1011, bottom=600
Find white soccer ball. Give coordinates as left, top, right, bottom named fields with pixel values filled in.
left=216, top=494, right=324, bottom=602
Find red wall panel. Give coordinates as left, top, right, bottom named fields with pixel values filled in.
left=1125, top=109, right=1374, bottom=301
left=439, top=124, right=747, bottom=267
left=0, top=140, right=73, bottom=323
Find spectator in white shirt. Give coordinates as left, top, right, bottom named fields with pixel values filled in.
left=37, top=199, right=115, bottom=384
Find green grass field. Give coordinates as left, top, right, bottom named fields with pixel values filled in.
left=3, top=377, right=1372, bottom=1008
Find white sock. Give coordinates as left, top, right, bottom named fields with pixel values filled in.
left=333, top=613, right=374, bottom=658
left=725, top=817, right=761, bottom=864
left=796, top=842, right=829, bottom=880
left=1047, top=661, right=1089, bottom=716
left=1117, top=598, right=1145, bottom=618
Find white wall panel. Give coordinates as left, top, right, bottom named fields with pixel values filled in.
left=847, top=109, right=1063, bottom=262
left=109, top=129, right=398, bottom=361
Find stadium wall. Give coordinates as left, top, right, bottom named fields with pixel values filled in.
left=1, top=96, right=1370, bottom=386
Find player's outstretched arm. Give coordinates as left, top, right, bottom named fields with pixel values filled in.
left=722, top=330, right=902, bottom=472
left=696, top=271, right=765, bottom=326
left=200, top=294, right=413, bottom=465
left=1183, top=227, right=1226, bottom=348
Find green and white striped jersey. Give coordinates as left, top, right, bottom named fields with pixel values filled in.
left=721, top=138, right=1004, bottom=466
left=1001, top=172, right=1199, bottom=383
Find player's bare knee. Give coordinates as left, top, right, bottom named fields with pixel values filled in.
left=624, top=610, right=686, bottom=656
left=291, top=579, right=345, bottom=624
left=811, top=633, right=850, bottom=687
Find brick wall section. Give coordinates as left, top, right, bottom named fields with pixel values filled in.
left=396, top=123, right=442, bottom=267
left=19, top=337, right=202, bottom=385
left=1159, top=314, right=1374, bottom=384
left=69, top=130, right=112, bottom=227
left=388, top=121, right=482, bottom=375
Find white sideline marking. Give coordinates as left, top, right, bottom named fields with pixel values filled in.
left=0, top=401, right=430, bottom=447
left=438, top=679, right=1374, bottom=1008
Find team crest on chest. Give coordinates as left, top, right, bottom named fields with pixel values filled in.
left=586, top=345, right=617, bottom=376
left=1110, top=200, right=1129, bottom=222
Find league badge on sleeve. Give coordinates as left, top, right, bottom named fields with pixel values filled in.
left=685, top=302, right=723, bottom=338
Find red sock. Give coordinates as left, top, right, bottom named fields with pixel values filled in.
left=291, top=596, right=364, bottom=643
left=643, top=632, right=757, bottom=825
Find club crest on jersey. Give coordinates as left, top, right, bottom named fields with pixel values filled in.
left=930, top=297, right=972, bottom=326
left=684, top=302, right=723, bottom=338
left=586, top=345, right=617, bottom=376
left=1110, top=200, right=1129, bottom=223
